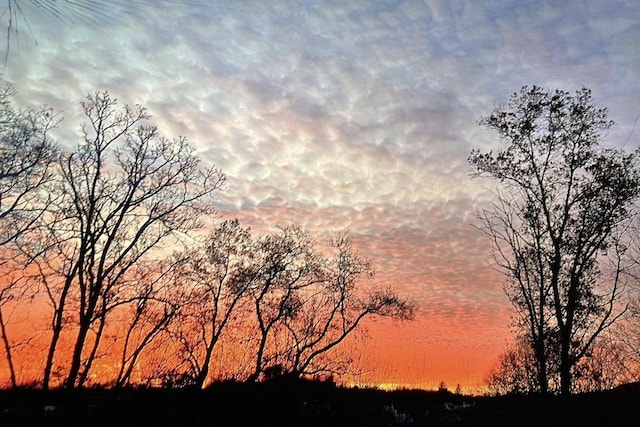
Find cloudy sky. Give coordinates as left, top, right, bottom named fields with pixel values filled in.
left=2, top=0, right=639, bottom=390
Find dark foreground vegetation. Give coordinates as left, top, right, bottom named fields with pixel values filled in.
left=0, top=379, right=639, bottom=427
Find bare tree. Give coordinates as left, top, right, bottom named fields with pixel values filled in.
left=244, top=225, right=324, bottom=381
left=489, top=333, right=631, bottom=395
left=238, top=226, right=414, bottom=382
left=572, top=335, right=631, bottom=393
left=611, top=212, right=640, bottom=377
left=487, top=338, right=544, bottom=395
left=30, top=91, right=224, bottom=388
left=615, top=298, right=640, bottom=380
left=0, top=81, right=58, bottom=256
left=169, top=219, right=254, bottom=388
left=111, top=259, right=184, bottom=387
left=282, top=233, right=414, bottom=377
left=0, top=81, right=58, bottom=387
left=470, top=86, right=640, bottom=395
left=0, top=273, right=24, bottom=387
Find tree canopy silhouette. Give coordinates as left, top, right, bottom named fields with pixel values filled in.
left=470, top=86, right=640, bottom=395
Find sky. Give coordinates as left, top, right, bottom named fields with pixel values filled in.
left=2, top=0, right=639, bottom=391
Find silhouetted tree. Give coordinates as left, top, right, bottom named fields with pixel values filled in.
left=112, top=259, right=185, bottom=387
left=612, top=214, right=640, bottom=378
left=489, top=333, right=630, bottom=395
left=224, top=225, right=415, bottom=382
left=282, top=233, right=414, bottom=377
left=0, top=82, right=58, bottom=387
left=572, top=335, right=630, bottom=392
left=614, top=296, right=640, bottom=381
left=29, top=92, right=224, bottom=388
left=0, top=82, right=58, bottom=251
left=470, top=86, right=640, bottom=395
left=487, top=337, right=554, bottom=395
left=245, top=225, right=325, bottom=381
left=169, top=219, right=254, bottom=388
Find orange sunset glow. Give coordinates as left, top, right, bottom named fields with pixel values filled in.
left=1, top=0, right=639, bottom=395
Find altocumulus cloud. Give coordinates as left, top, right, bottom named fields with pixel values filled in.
left=2, top=0, right=639, bottom=387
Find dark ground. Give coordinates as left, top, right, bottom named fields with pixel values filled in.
left=0, top=379, right=638, bottom=426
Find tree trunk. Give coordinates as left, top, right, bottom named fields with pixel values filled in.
left=534, top=341, right=548, bottom=394
left=77, top=312, right=107, bottom=387
left=249, top=334, right=268, bottom=382
left=43, top=311, right=65, bottom=390
left=535, top=294, right=549, bottom=395
left=64, top=317, right=92, bottom=388
left=0, top=306, right=17, bottom=388
left=194, top=336, right=217, bottom=388
left=559, top=328, right=572, bottom=396
left=43, top=258, right=80, bottom=389
left=116, top=314, right=170, bottom=387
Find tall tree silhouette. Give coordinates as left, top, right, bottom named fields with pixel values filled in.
left=31, top=91, right=224, bottom=388
left=470, top=86, right=640, bottom=395
left=0, top=82, right=58, bottom=387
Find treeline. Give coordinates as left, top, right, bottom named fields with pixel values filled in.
left=0, top=84, right=413, bottom=389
